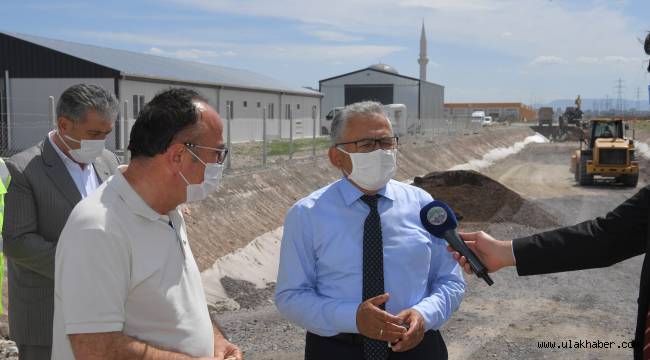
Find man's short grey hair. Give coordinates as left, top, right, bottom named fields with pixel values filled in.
left=56, top=84, right=119, bottom=124
left=330, top=101, right=392, bottom=144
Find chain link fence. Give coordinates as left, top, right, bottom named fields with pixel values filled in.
left=226, top=115, right=483, bottom=172
left=1, top=95, right=483, bottom=167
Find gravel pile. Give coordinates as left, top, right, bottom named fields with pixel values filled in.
left=0, top=340, right=17, bottom=360
left=218, top=277, right=276, bottom=311
left=413, top=170, right=559, bottom=229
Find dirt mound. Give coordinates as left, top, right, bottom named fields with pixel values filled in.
left=413, top=170, right=558, bottom=229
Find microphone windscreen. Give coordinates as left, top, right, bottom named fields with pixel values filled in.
left=420, top=200, right=458, bottom=237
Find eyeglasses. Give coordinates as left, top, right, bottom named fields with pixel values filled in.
left=184, top=143, right=229, bottom=164
left=336, top=136, right=399, bottom=153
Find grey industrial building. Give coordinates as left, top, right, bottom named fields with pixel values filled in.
left=0, top=31, right=322, bottom=153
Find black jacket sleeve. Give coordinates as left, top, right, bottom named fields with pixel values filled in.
left=513, top=186, right=650, bottom=276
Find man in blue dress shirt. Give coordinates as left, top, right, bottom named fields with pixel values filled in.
left=275, top=101, right=465, bottom=360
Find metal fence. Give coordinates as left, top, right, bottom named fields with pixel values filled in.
left=0, top=95, right=482, bottom=168
left=225, top=115, right=482, bottom=171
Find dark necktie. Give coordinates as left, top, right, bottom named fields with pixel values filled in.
left=360, top=194, right=388, bottom=360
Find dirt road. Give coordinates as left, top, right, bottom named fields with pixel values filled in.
left=218, top=141, right=648, bottom=360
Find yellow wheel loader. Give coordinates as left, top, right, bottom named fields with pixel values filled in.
left=570, top=119, right=639, bottom=187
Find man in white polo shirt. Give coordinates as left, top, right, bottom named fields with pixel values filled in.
left=52, top=88, right=242, bottom=360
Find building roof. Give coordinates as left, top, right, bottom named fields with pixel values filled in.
left=2, top=31, right=321, bottom=97
left=319, top=66, right=442, bottom=87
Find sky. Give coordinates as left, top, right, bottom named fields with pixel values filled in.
left=2, top=0, right=650, bottom=107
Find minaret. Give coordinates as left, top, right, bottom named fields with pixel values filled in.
left=418, top=21, right=429, bottom=81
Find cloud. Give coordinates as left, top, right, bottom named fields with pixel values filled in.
left=74, top=31, right=228, bottom=48
left=163, top=0, right=642, bottom=61
left=399, top=0, right=502, bottom=12
left=602, top=55, right=642, bottom=64
left=576, top=56, right=601, bottom=64
left=576, top=55, right=643, bottom=65
left=308, top=30, right=364, bottom=42
left=145, top=44, right=401, bottom=64
left=237, top=44, right=403, bottom=62
left=529, top=56, right=568, bottom=66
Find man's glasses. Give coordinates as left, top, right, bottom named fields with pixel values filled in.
left=336, top=136, right=399, bottom=153
left=184, top=143, right=229, bottom=164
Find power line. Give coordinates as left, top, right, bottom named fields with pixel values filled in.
left=614, top=78, right=625, bottom=116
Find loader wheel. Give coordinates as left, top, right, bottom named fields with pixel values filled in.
left=578, top=155, right=593, bottom=186
left=622, top=173, right=638, bottom=187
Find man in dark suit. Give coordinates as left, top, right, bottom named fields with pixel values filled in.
left=2, top=84, right=120, bottom=360
left=450, top=185, right=650, bottom=360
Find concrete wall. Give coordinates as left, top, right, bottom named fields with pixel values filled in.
left=7, top=77, right=116, bottom=151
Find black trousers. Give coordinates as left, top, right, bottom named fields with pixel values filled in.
left=17, top=344, right=51, bottom=360
left=305, top=330, right=448, bottom=360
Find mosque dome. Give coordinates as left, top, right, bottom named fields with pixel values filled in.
left=368, top=63, right=399, bottom=74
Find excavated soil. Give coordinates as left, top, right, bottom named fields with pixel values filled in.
left=413, top=170, right=559, bottom=229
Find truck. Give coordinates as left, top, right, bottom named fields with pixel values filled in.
left=322, top=104, right=408, bottom=136
left=482, top=116, right=493, bottom=127
left=537, top=107, right=553, bottom=126
left=530, top=96, right=584, bottom=141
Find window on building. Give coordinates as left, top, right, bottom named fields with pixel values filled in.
left=285, top=104, right=291, bottom=119
left=257, top=102, right=261, bottom=108
left=132, top=95, right=146, bottom=118
left=132, top=95, right=139, bottom=118
left=267, top=103, right=275, bottom=119
left=226, top=101, right=234, bottom=119
left=297, top=104, right=301, bottom=110
left=243, top=101, right=248, bottom=108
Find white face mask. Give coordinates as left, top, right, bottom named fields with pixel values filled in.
left=57, top=131, right=105, bottom=164
left=339, top=148, right=397, bottom=191
left=179, top=149, right=224, bottom=203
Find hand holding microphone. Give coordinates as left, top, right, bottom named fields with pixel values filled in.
left=420, top=200, right=494, bottom=285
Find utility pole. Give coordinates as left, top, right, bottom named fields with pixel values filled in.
left=614, top=78, right=625, bottom=116
left=636, top=87, right=641, bottom=117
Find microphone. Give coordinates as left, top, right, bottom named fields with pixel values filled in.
left=420, top=200, right=494, bottom=286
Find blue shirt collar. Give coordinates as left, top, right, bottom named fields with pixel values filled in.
left=337, top=176, right=395, bottom=206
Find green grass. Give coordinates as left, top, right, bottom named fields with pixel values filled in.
left=267, top=137, right=331, bottom=156
left=632, top=120, right=650, bottom=132
left=233, top=137, right=332, bottom=157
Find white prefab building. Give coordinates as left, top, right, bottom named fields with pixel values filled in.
left=318, top=64, right=444, bottom=135
left=0, top=31, right=322, bottom=153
